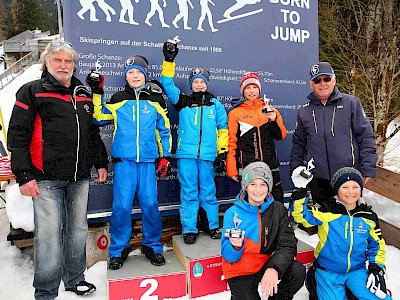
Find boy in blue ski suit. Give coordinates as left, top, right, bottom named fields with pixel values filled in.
left=87, top=55, right=172, bottom=269
left=291, top=166, right=392, bottom=300
left=160, top=41, right=229, bottom=244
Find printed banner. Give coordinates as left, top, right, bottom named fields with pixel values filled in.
left=64, top=0, right=319, bottom=216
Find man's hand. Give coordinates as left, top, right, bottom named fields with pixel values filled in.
left=163, top=42, right=179, bottom=62
left=260, top=268, right=279, bottom=297
left=86, top=70, right=104, bottom=94
left=19, top=179, right=39, bottom=199
left=366, top=263, right=388, bottom=299
left=291, top=166, right=313, bottom=188
left=213, top=152, right=227, bottom=172
left=156, top=157, right=171, bottom=177
left=95, top=168, right=108, bottom=183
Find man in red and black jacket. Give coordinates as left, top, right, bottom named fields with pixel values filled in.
left=7, top=40, right=108, bottom=300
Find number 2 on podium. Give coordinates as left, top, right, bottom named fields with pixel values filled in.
left=140, top=278, right=159, bottom=300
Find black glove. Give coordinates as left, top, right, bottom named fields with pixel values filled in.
left=163, top=41, right=179, bottom=62
left=213, top=152, right=227, bottom=173
left=291, top=188, right=308, bottom=201
left=366, top=263, right=388, bottom=299
left=86, top=69, right=104, bottom=94
left=156, top=157, right=171, bottom=177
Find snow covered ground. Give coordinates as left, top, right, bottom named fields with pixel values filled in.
left=0, top=64, right=399, bottom=299
left=1, top=204, right=399, bottom=300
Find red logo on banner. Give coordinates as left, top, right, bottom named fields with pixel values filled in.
left=97, top=234, right=109, bottom=250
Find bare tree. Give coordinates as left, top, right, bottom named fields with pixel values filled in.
left=319, top=0, right=400, bottom=164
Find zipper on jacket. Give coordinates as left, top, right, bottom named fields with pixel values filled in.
left=264, top=226, right=268, bottom=247
left=322, top=106, right=332, bottom=176
left=346, top=213, right=354, bottom=272
left=136, top=92, right=140, bottom=162
left=258, top=208, right=265, bottom=248
left=350, top=127, right=355, bottom=165
left=197, top=95, right=205, bottom=158
left=71, top=87, right=80, bottom=181
left=194, top=107, right=198, bottom=126
left=312, top=110, right=318, bottom=133
left=331, top=107, right=336, bottom=136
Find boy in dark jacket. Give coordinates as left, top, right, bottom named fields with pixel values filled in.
left=221, top=161, right=305, bottom=300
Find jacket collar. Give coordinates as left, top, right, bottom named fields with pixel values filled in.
left=190, top=91, right=215, bottom=102
left=40, top=70, right=82, bottom=93
left=241, top=97, right=264, bottom=107
left=235, top=190, right=274, bottom=213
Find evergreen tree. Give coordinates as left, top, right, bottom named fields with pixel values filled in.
left=9, top=0, right=48, bottom=38
left=40, top=0, right=61, bottom=35
left=0, top=2, right=6, bottom=41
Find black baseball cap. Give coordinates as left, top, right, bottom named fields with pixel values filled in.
left=309, top=62, right=335, bottom=80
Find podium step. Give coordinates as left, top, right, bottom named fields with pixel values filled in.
left=107, top=250, right=186, bottom=300
left=106, top=233, right=315, bottom=300
left=173, top=232, right=228, bottom=299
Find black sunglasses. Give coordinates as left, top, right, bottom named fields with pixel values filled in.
left=49, top=41, right=74, bottom=50
left=312, top=77, right=333, bottom=84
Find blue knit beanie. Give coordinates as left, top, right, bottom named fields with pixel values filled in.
left=330, top=167, right=363, bottom=195
left=188, top=67, right=209, bottom=89
left=123, top=55, right=148, bottom=80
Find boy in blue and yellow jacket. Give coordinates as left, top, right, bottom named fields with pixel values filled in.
left=87, top=55, right=172, bottom=269
left=291, top=166, right=391, bottom=300
left=160, top=41, right=228, bottom=244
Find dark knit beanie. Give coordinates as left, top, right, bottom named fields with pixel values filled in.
left=241, top=161, right=273, bottom=191
left=189, top=67, right=210, bottom=89
left=330, top=167, right=363, bottom=195
left=123, top=55, right=149, bottom=80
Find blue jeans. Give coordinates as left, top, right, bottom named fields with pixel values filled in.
left=33, top=180, right=89, bottom=300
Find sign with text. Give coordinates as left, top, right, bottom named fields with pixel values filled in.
left=64, top=0, right=319, bottom=216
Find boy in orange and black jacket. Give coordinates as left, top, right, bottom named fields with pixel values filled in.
left=226, top=72, right=287, bottom=202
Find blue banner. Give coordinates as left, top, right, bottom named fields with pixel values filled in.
left=64, top=0, right=319, bottom=217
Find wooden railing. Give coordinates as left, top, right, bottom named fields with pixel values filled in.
left=365, top=167, right=400, bottom=203
left=365, top=166, right=400, bottom=248
left=0, top=50, right=39, bottom=90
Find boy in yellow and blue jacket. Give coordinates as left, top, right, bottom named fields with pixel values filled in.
left=87, top=55, right=172, bottom=269
left=291, top=166, right=392, bottom=300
